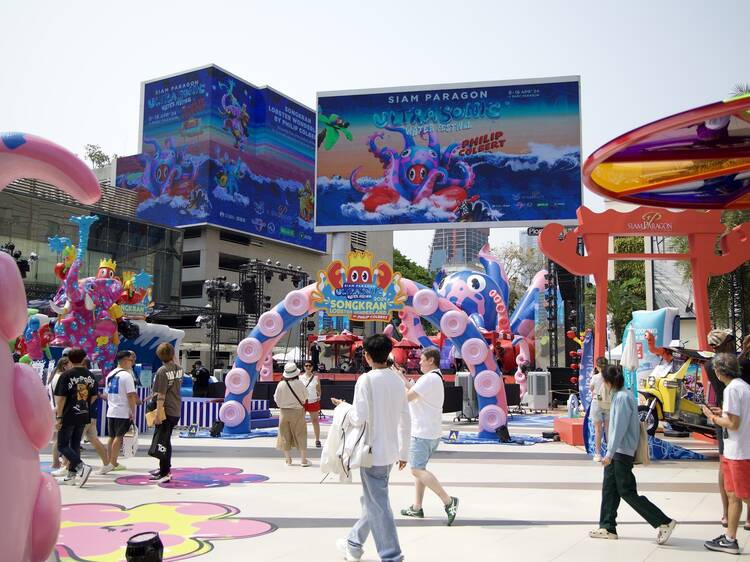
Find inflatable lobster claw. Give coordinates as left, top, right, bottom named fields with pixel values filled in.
left=0, top=132, right=100, bottom=562
left=326, top=260, right=346, bottom=290
left=373, top=261, right=393, bottom=290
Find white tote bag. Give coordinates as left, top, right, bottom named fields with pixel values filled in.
left=120, top=422, right=140, bottom=459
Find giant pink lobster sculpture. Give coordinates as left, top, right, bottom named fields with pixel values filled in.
left=0, top=132, right=100, bottom=562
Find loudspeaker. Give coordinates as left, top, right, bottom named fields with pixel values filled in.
left=556, top=267, right=577, bottom=302
left=242, top=278, right=257, bottom=313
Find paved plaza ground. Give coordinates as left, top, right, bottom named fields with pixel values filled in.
left=44, top=412, right=748, bottom=562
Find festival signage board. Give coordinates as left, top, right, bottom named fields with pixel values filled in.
left=313, top=251, right=404, bottom=321
left=116, top=65, right=326, bottom=253
left=315, top=77, right=582, bottom=232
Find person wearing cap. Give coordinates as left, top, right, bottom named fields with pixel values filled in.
left=99, top=351, right=138, bottom=475
left=274, top=362, right=310, bottom=466
left=704, top=329, right=750, bottom=531
left=702, top=353, right=750, bottom=554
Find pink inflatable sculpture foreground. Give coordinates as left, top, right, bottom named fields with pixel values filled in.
left=0, top=132, right=101, bottom=562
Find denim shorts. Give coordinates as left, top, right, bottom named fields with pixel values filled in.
left=590, top=402, right=608, bottom=423
left=409, top=437, right=440, bottom=469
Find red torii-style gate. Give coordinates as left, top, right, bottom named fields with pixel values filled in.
left=539, top=205, right=750, bottom=359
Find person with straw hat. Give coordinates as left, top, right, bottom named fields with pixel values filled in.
left=274, top=362, right=310, bottom=467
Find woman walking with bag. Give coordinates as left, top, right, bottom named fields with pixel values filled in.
left=590, top=365, right=677, bottom=544
left=148, top=343, right=183, bottom=483
left=274, top=362, right=310, bottom=467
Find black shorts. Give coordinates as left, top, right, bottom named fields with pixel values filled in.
left=108, top=417, right=132, bottom=438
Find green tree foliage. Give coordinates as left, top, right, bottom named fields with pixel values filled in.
left=492, top=243, right=546, bottom=311
left=392, top=249, right=435, bottom=335
left=608, top=237, right=647, bottom=340
left=84, top=144, right=116, bottom=169
left=393, top=248, right=433, bottom=288
left=672, top=210, right=750, bottom=327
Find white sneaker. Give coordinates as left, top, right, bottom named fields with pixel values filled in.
left=656, top=520, right=677, bottom=545
left=97, top=464, right=114, bottom=475
left=336, top=538, right=362, bottom=561
left=156, top=473, right=172, bottom=484
left=58, top=473, right=77, bottom=486
left=593, top=454, right=602, bottom=462
left=77, top=464, right=93, bottom=488
left=589, top=528, right=618, bottom=539
left=51, top=467, right=69, bottom=477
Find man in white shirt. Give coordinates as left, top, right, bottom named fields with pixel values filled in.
left=400, top=347, right=458, bottom=526
left=703, top=353, right=750, bottom=554
left=99, top=351, right=138, bottom=475
left=332, top=334, right=410, bottom=562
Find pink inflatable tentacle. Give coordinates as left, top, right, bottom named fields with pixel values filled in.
left=0, top=133, right=101, bottom=205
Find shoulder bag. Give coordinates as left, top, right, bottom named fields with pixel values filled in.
left=285, top=379, right=305, bottom=407
left=633, top=421, right=651, bottom=465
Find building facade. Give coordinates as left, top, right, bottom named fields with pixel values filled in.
left=428, top=227, right=489, bottom=273
left=0, top=178, right=182, bottom=304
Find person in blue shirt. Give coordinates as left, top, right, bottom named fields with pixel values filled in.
left=589, top=365, right=677, bottom=544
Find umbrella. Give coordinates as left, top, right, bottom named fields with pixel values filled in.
left=322, top=333, right=360, bottom=369
left=621, top=327, right=639, bottom=396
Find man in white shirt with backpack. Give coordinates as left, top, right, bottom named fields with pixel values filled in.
left=400, top=347, right=458, bottom=526
left=332, top=333, right=410, bottom=562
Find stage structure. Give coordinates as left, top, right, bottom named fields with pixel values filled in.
left=238, top=259, right=311, bottom=357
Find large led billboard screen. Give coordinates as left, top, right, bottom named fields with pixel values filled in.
left=116, top=65, right=326, bottom=253
left=315, top=77, right=582, bottom=232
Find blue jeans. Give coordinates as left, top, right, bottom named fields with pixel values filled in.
left=348, top=465, right=403, bottom=562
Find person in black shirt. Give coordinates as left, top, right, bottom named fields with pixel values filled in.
left=191, top=361, right=210, bottom=398
left=310, top=340, right=321, bottom=369
left=53, top=348, right=96, bottom=487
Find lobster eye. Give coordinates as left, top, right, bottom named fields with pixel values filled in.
left=350, top=270, right=359, bottom=282
left=467, top=274, right=486, bottom=292
left=401, top=148, right=411, bottom=158
left=361, top=271, right=369, bottom=283
left=420, top=168, right=427, bottom=180
left=408, top=169, right=416, bottom=181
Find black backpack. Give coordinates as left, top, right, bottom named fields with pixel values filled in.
left=209, top=420, right=225, bottom=437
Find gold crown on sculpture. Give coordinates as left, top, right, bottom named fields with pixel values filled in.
left=99, top=258, right=117, bottom=271
left=347, top=251, right=374, bottom=269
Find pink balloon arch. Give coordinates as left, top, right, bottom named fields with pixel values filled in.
left=223, top=278, right=508, bottom=438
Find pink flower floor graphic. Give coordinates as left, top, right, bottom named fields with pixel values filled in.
left=55, top=501, right=276, bottom=562
left=115, top=467, right=268, bottom=489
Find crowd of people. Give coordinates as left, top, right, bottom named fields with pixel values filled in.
left=37, top=326, right=750, bottom=559
left=47, top=343, right=185, bottom=486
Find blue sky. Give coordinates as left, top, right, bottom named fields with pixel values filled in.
left=1, top=0, right=746, bottom=266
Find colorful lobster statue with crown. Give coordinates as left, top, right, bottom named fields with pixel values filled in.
left=49, top=216, right=151, bottom=373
